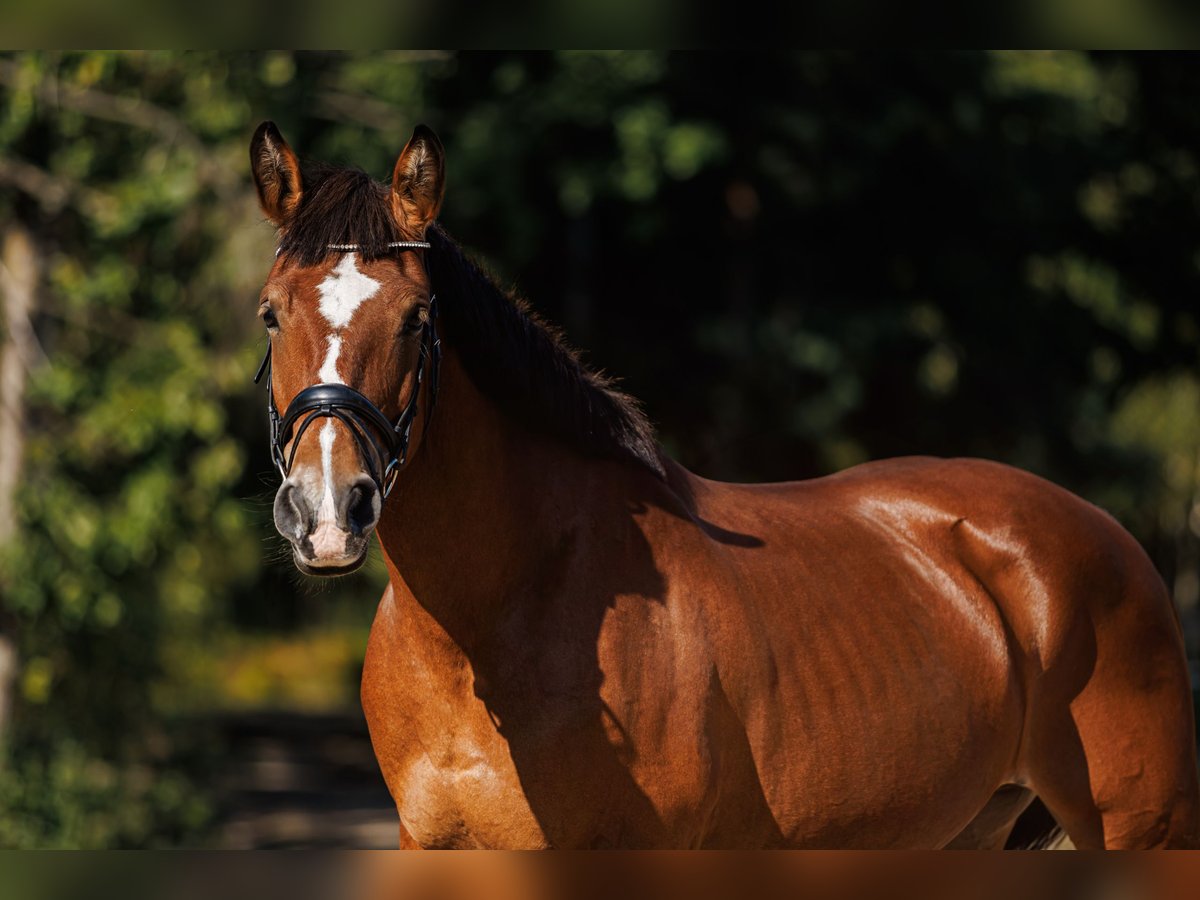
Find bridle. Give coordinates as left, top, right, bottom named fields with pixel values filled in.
left=254, top=240, right=441, bottom=499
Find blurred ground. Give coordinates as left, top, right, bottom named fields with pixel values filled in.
left=212, top=710, right=396, bottom=849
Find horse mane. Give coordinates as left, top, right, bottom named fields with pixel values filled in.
left=277, top=164, right=664, bottom=479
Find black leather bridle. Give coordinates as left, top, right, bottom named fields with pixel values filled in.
left=254, top=241, right=441, bottom=499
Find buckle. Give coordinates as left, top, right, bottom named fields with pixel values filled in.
left=382, top=458, right=400, bottom=498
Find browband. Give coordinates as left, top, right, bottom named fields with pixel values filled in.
left=274, top=241, right=432, bottom=257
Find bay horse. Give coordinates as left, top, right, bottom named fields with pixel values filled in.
left=249, top=121, right=1200, bottom=849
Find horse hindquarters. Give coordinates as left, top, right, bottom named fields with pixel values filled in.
left=1001, top=522, right=1200, bottom=848
left=1025, top=590, right=1199, bottom=847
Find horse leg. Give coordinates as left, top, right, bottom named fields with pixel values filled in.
left=1024, top=582, right=1200, bottom=848
left=943, top=785, right=1036, bottom=849
left=1029, top=688, right=1199, bottom=848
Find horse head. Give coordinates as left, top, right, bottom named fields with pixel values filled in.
left=249, top=121, right=444, bottom=575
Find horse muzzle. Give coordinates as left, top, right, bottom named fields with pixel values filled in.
left=274, top=473, right=379, bottom=576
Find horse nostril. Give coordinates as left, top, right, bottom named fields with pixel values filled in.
left=344, top=478, right=380, bottom=536
left=273, top=481, right=311, bottom=541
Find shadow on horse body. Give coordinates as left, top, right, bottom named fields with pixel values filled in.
left=248, top=121, right=1200, bottom=849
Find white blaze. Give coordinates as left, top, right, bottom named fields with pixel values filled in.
left=318, top=421, right=337, bottom=517
left=309, top=420, right=344, bottom=561
left=319, top=335, right=344, bottom=384
left=318, top=253, right=381, bottom=329
left=310, top=254, right=380, bottom=536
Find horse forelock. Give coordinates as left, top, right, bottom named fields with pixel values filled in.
left=278, top=165, right=403, bottom=266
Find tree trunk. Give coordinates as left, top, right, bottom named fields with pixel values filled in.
left=0, top=223, right=39, bottom=745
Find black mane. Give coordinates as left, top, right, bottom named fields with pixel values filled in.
left=278, top=164, right=663, bottom=478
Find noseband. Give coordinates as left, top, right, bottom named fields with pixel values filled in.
left=254, top=241, right=441, bottom=499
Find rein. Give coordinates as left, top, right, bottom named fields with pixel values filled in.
left=254, top=241, right=441, bottom=499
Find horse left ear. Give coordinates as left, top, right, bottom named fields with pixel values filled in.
left=391, top=124, right=445, bottom=237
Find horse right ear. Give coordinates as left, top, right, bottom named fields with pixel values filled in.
left=250, top=121, right=303, bottom=226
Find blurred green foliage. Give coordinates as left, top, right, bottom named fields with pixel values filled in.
left=0, top=52, right=1198, bottom=846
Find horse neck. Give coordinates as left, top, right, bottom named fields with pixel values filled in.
left=373, top=347, right=599, bottom=649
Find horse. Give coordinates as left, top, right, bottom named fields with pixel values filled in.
left=248, top=120, right=1200, bottom=849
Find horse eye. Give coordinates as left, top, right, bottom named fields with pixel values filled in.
left=403, top=308, right=427, bottom=334
left=261, top=307, right=279, bottom=331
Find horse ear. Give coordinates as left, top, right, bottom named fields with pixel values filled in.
left=391, top=124, right=445, bottom=237
left=250, top=121, right=303, bottom=226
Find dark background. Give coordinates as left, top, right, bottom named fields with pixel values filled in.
left=1, top=51, right=1198, bottom=846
